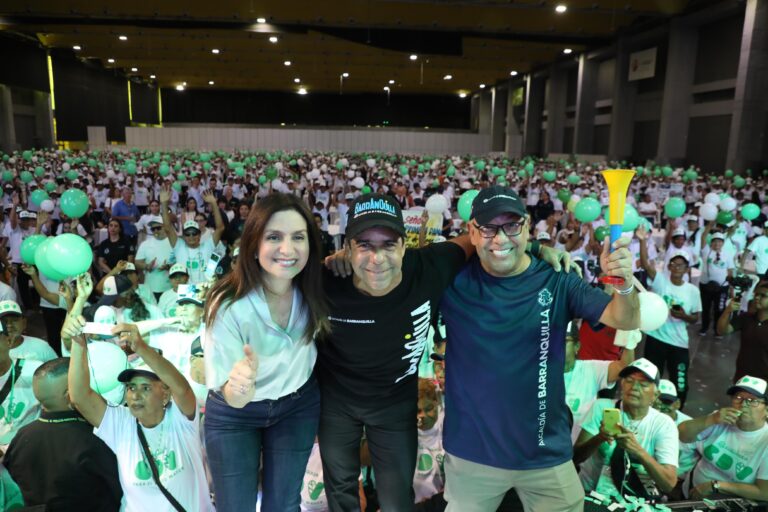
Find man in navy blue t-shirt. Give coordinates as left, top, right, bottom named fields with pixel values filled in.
left=440, top=186, right=640, bottom=512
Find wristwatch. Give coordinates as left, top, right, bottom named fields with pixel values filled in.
left=712, top=480, right=721, bottom=493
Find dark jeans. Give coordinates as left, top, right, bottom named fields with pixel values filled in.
left=204, top=376, right=320, bottom=512
left=644, top=335, right=690, bottom=407
left=700, top=282, right=727, bottom=334
left=41, top=306, right=65, bottom=356
left=319, top=395, right=417, bottom=512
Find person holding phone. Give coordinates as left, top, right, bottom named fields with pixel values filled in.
left=637, top=226, right=701, bottom=407
left=574, top=358, right=679, bottom=500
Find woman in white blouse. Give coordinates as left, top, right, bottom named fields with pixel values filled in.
left=204, top=193, right=330, bottom=512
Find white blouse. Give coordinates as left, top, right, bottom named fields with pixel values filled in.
left=204, top=286, right=317, bottom=401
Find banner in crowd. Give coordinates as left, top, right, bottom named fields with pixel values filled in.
left=403, top=208, right=443, bottom=248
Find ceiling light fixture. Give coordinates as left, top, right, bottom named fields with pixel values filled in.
left=298, top=87, right=308, bottom=95
left=388, top=79, right=395, bottom=84
left=107, top=58, right=115, bottom=64
left=182, top=82, right=187, bottom=86
left=256, top=17, right=266, bottom=23
left=131, top=67, right=138, bottom=72
left=563, top=48, right=573, bottom=54
left=383, top=86, right=390, bottom=91
left=284, top=60, right=292, bottom=66
left=409, top=54, right=418, bottom=61
left=479, top=83, right=486, bottom=89
left=211, top=48, right=220, bottom=54
left=443, top=74, right=453, bottom=80
left=459, top=92, right=467, bottom=98
left=342, top=72, right=349, bottom=78
left=209, top=80, right=215, bottom=85
left=175, top=84, right=185, bottom=91
left=269, top=36, right=279, bottom=43
left=555, top=4, right=567, bottom=13
left=510, top=70, right=518, bottom=76
left=72, top=45, right=81, bottom=51
left=150, top=74, right=156, bottom=79
left=118, top=35, right=127, bottom=41
left=294, top=78, right=301, bottom=83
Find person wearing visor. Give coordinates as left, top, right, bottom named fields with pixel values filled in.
left=66, top=311, right=213, bottom=511
left=575, top=358, right=678, bottom=500
left=679, top=375, right=768, bottom=501
left=160, top=187, right=224, bottom=285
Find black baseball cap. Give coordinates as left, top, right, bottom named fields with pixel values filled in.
left=346, top=194, right=406, bottom=240
left=471, top=186, right=527, bottom=224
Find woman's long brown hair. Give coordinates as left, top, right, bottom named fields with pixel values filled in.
left=205, top=193, right=330, bottom=342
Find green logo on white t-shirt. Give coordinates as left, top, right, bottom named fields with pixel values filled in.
left=418, top=454, right=433, bottom=471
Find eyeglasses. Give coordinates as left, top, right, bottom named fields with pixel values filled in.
left=732, top=395, right=765, bottom=408
left=473, top=220, right=525, bottom=239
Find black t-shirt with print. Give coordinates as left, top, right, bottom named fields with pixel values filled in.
left=97, top=237, right=136, bottom=269
left=317, top=242, right=465, bottom=407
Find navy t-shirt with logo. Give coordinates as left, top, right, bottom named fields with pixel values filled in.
left=317, top=242, right=465, bottom=407
left=440, top=256, right=612, bottom=470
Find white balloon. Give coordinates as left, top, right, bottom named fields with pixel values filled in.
left=320, top=164, right=328, bottom=172
left=309, top=169, right=320, bottom=180
left=274, top=162, right=283, bottom=171
left=366, top=158, right=376, bottom=168
left=638, top=292, right=669, bottom=332
left=32, top=156, right=38, bottom=163
left=339, top=158, right=348, bottom=167
left=88, top=341, right=128, bottom=394
left=8, top=158, right=15, bottom=165
left=699, top=203, right=718, bottom=221
left=351, top=177, right=365, bottom=189
left=40, top=199, right=54, bottom=212
left=346, top=170, right=356, bottom=179
left=62, top=163, right=70, bottom=171
left=720, top=197, right=737, bottom=212
left=425, top=194, right=448, bottom=214
left=704, top=192, right=720, bottom=206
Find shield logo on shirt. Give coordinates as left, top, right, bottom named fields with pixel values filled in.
left=538, top=288, right=553, bottom=307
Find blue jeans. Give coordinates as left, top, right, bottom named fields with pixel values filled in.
left=205, top=376, right=320, bottom=512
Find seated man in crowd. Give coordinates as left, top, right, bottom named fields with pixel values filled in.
left=157, top=263, right=190, bottom=318
left=678, top=375, right=768, bottom=501
left=4, top=357, right=122, bottom=511
left=574, top=358, right=678, bottom=500
left=652, top=379, right=697, bottom=485
left=0, top=300, right=56, bottom=362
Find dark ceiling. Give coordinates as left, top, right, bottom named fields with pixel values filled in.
left=1, top=0, right=699, bottom=95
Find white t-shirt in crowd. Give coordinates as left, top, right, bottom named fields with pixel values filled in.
left=689, top=422, right=768, bottom=493
left=149, top=326, right=208, bottom=404
left=0, top=282, right=16, bottom=303
left=747, top=236, right=768, bottom=274
left=9, top=336, right=56, bottom=362
left=2, top=225, right=34, bottom=264
left=0, top=359, right=42, bottom=449
left=579, top=399, right=679, bottom=498
left=646, top=272, right=702, bottom=349
left=301, top=443, right=328, bottom=512
left=158, top=289, right=179, bottom=318
left=565, top=360, right=613, bottom=442
left=414, top=411, right=445, bottom=503
left=700, top=246, right=735, bottom=286
left=173, top=238, right=215, bottom=285
left=673, top=410, right=697, bottom=478
left=94, top=403, right=213, bottom=512
left=136, top=237, right=173, bottom=293
left=204, top=286, right=317, bottom=401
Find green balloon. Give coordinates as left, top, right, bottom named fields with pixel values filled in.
left=30, top=189, right=48, bottom=206
left=542, top=170, right=557, bottom=182
left=741, top=203, right=760, bottom=221
left=47, top=234, right=94, bottom=277
left=725, top=169, right=734, bottom=178
left=662, top=166, right=673, bottom=177
left=361, top=185, right=372, bottom=194
left=34, top=166, right=45, bottom=177
left=567, top=173, right=581, bottom=185
left=34, top=238, right=67, bottom=281
left=557, top=189, right=572, bottom=203
left=664, top=197, right=686, bottom=219
left=20, top=234, right=46, bottom=265
left=265, top=167, right=277, bottom=180
left=126, top=162, right=137, bottom=174
left=417, top=165, right=425, bottom=173
left=524, top=162, right=535, bottom=175
left=158, top=163, right=170, bottom=177
left=497, top=179, right=507, bottom=186
left=733, top=176, right=746, bottom=189
left=399, top=165, right=409, bottom=176
left=457, top=189, right=480, bottom=222
left=20, top=171, right=33, bottom=184
left=594, top=226, right=610, bottom=242
left=177, top=172, right=187, bottom=181
left=44, top=181, right=57, bottom=192
left=203, top=162, right=212, bottom=171
left=22, top=150, right=32, bottom=162
left=716, top=210, right=734, bottom=225
left=517, top=169, right=527, bottom=179
left=574, top=198, right=601, bottom=223
left=200, top=153, right=211, bottom=163
left=60, top=189, right=89, bottom=218
left=446, top=166, right=456, bottom=177
left=172, top=182, right=182, bottom=192
left=235, top=167, right=245, bottom=177
left=66, top=170, right=78, bottom=181
left=258, top=175, right=267, bottom=184
left=604, top=204, right=641, bottom=232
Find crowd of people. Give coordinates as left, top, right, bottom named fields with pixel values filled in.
left=0, top=147, right=765, bottom=511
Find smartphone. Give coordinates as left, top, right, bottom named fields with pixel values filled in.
left=603, top=408, right=621, bottom=436
left=671, top=304, right=683, bottom=312
left=82, top=322, right=116, bottom=336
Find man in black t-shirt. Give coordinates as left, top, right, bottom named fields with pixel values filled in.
left=317, top=194, right=470, bottom=511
